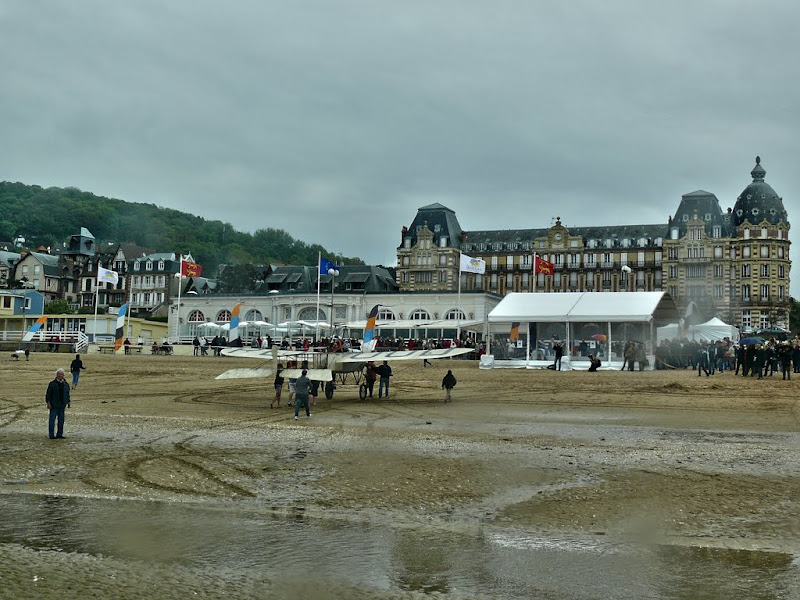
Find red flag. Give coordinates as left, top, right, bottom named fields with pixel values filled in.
left=181, top=261, right=203, bottom=277
left=534, top=256, right=554, bottom=275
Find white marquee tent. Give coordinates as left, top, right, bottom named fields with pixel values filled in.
left=656, top=317, right=740, bottom=344
left=487, top=292, right=679, bottom=369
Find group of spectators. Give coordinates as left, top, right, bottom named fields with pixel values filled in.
left=654, top=336, right=800, bottom=380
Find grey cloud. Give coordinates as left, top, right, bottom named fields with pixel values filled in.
left=1, top=0, right=799, bottom=289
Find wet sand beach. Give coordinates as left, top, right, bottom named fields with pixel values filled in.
left=1, top=352, right=799, bottom=598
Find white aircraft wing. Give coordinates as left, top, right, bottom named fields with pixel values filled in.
left=221, top=347, right=306, bottom=359
left=338, top=347, right=473, bottom=363
left=216, top=367, right=273, bottom=380
left=281, top=368, right=333, bottom=381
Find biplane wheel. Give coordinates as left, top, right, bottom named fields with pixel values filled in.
left=358, top=383, right=368, bottom=401
left=325, top=381, right=334, bottom=400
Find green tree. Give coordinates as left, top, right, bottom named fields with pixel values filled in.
left=45, top=299, right=73, bottom=314
left=217, top=263, right=261, bottom=294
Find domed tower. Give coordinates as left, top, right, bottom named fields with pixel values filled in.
left=730, top=157, right=791, bottom=331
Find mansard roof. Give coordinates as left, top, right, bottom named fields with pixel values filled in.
left=259, top=264, right=398, bottom=294
left=402, top=204, right=463, bottom=248
left=460, top=223, right=667, bottom=251
left=669, top=190, right=733, bottom=238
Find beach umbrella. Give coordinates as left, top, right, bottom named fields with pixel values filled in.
left=591, top=333, right=607, bottom=343
left=739, top=336, right=765, bottom=345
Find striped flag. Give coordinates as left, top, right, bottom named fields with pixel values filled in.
left=22, top=316, right=48, bottom=342
left=362, top=305, right=380, bottom=351
left=229, top=302, right=244, bottom=340
left=114, top=303, right=128, bottom=351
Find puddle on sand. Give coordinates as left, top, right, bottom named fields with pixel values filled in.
left=1, top=494, right=798, bottom=599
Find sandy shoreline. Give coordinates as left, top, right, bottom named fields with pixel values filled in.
left=2, top=351, right=799, bottom=558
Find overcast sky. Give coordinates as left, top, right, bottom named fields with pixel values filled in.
left=1, top=1, right=799, bottom=291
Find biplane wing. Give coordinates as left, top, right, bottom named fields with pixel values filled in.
left=338, top=347, right=473, bottom=362
left=220, top=347, right=306, bottom=359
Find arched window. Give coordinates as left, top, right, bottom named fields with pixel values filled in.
left=216, top=310, right=231, bottom=322
left=188, top=310, right=205, bottom=322
left=445, top=309, right=466, bottom=320
left=245, top=309, right=264, bottom=321
left=297, top=307, right=326, bottom=321
left=410, top=309, right=430, bottom=320
left=378, top=309, right=396, bottom=321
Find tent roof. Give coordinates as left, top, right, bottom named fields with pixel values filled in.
left=489, top=292, right=678, bottom=323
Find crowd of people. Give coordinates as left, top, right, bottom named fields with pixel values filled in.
left=654, top=337, right=800, bottom=380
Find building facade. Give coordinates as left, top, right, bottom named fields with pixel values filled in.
left=396, top=158, right=791, bottom=329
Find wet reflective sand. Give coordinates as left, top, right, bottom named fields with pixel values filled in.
left=1, top=354, right=799, bottom=598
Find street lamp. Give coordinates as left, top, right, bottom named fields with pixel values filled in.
left=328, top=267, right=339, bottom=337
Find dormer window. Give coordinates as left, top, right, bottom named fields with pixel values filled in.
left=705, top=214, right=712, bottom=221
left=158, top=260, right=165, bottom=270
left=404, top=237, right=411, bottom=249
left=146, top=261, right=153, bottom=270
left=736, top=209, right=743, bottom=217
left=434, top=224, right=441, bottom=232
left=671, top=228, right=679, bottom=240
left=134, top=261, right=141, bottom=271
left=682, top=214, right=689, bottom=222
left=752, top=208, right=760, bottom=216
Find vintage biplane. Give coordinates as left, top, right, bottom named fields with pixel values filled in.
left=216, top=305, right=472, bottom=400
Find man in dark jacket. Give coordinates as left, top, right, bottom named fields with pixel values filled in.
left=376, top=361, right=392, bottom=398
left=45, top=368, right=70, bottom=439
left=442, top=370, right=457, bottom=403
left=750, top=343, right=766, bottom=380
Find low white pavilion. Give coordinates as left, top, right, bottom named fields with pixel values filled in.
left=486, top=292, right=679, bottom=370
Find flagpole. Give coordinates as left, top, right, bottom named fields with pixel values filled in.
left=92, top=273, right=100, bottom=345
left=175, top=255, right=183, bottom=343
left=457, top=253, right=463, bottom=342
left=315, top=251, right=321, bottom=342
left=126, top=273, right=132, bottom=339
left=533, top=252, right=537, bottom=293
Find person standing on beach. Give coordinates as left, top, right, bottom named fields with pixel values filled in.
left=270, top=363, right=284, bottom=408
left=69, top=354, right=85, bottom=389
left=441, top=369, right=457, bottom=403
left=377, top=361, right=392, bottom=398
left=294, top=369, right=311, bottom=419
left=45, top=368, right=70, bottom=439
left=365, top=361, right=377, bottom=398
left=552, top=342, right=564, bottom=371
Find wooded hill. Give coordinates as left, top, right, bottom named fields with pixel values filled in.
left=0, top=182, right=363, bottom=275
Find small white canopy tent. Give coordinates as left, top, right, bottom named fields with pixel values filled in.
left=487, top=292, right=679, bottom=369
left=657, top=317, right=739, bottom=344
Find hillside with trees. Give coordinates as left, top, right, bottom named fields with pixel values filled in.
left=0, top=181, right=364, bottom=275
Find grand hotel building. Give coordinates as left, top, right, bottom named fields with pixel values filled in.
left=396, top=157, right=791, bottom=330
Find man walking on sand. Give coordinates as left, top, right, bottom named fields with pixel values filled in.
left=441, top=369, right=457, bottom=403
left=294, top=369, right=312, bottom=419
left=45, top=368, right=70, bottom=439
